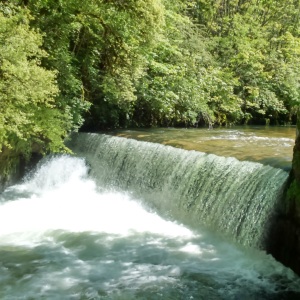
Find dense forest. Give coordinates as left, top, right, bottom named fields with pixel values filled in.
left=1, top=0, right=300, bottom=175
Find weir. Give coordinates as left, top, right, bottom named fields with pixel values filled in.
left=68, top=133, right=289, bottom=249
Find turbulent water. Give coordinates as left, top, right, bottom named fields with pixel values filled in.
left=0, top=155, right=300, bottom=299
left=68, top=133, right=289, bottom=249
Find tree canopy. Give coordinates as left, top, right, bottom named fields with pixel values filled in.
left=1, top=0, right=300, bottom=174
left=0, top=4, right=72, bottom=175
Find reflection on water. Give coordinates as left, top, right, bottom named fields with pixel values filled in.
left=108, top=126, right=296, bottom=170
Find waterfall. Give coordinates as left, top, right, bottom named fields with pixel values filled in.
left=68, top=133, right=289, bottom=249
left=1, top=142, right=299, bottom=299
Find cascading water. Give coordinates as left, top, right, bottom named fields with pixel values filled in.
left=68, top=133, right=288, bottom=249
left=1, top=134, right=300, bottom=299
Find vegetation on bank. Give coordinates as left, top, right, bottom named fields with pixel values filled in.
left=1, top=0, right=300, bottom=175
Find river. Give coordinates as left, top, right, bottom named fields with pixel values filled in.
left=109, top=126, right=295, bottom=170
left=0, top=126, right=299, bottom=299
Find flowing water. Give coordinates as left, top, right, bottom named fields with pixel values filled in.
left=68, top=133, right=289, bottom=249
left=109, top=126, right=295, bottom=170
left=1, top=127, right=300, bottom=299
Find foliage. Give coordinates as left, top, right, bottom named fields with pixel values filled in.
left=17, top=0, right=164, bottom=129
left=0, top=4, right=73, bottom=176
left=1, top=0, right=300, bottom=179
left=133, top=0, right=242, bottom=127
left=192, top=0, right=300, bottom=124
left=6, top=0, right=299, bottom=131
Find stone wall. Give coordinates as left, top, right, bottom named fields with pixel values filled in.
left=268, top=109, right=300, bottom=276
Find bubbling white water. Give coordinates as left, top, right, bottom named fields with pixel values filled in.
left=0, top=156, right=194, bottom=244
left=0, top=155, right=299, bottom=299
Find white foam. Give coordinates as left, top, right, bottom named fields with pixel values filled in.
left=0, top=156, right=194, bottom=245
left=0, top=155, right=299, bottom=299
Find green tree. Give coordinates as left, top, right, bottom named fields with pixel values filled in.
left=133, top=0, right=242, bottom=127
left=191, top=0, right=300, bottom=124
left=0, top=5, right=71, bottom=176
left=18, top=0, right=164, bottom=129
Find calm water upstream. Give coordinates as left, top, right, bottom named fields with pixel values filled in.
left=109, top=126, right=296, bottom=170
left=0, top=127, right=299, bottom=299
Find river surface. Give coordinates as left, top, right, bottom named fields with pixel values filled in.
left=108, top=126, right=296, bottom=170
left=0, top=127, right=299, bottom=299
